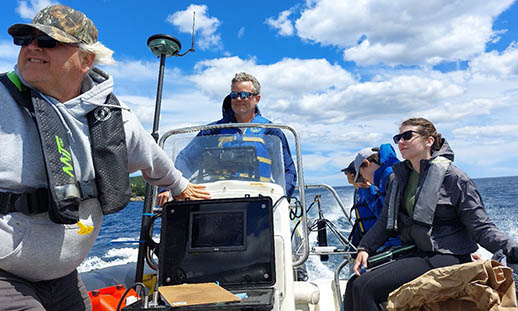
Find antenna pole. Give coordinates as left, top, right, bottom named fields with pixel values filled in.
left=135, top=33, right=186, bottom=284
left=135, top=51, right=167, bottom=283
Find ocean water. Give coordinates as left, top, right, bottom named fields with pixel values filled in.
left=79, top=176, right=518, bottom=280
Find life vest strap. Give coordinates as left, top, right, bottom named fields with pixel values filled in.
left=31, top=92, right=81, bottom=224
left=0, top=189, right=49, bottom=215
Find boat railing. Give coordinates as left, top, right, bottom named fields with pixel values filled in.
left=304, top=184, right=354, bottom=226
left=159, top=122, right=310, bottom=267
left=302, top=184, right=359, bottom=309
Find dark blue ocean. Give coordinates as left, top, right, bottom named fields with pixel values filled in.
left=79, top=176, right=518, bottom=279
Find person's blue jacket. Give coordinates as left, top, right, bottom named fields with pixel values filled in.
left=175, top=95, right=297, bottom=197
left=372, top=143, right=401, bottom=248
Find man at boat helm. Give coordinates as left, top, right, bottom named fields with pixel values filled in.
left=169, top=72, right=297, bottom=200
left=0, top=4, right=209, bottom=310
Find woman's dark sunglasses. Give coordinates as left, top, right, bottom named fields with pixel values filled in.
left=229, top=91, right=257, bottom=99
left=393, top=130, right=424, bottom=144
left=13, top=35, right=63, bottom=49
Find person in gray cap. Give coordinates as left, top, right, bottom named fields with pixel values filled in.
left=352, top=145, right=400, bottom=224
left=342, top=161, right=377, bottom=248
left=0, top=4, right=209, bottom=310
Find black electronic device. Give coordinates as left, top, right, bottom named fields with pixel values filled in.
left=159, top=197, right=275, bottom=287
left=187, top=208, right=247, bottom=253
left=137, top=196, right=276, bottom=311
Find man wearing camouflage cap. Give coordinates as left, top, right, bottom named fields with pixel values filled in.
left=0, top=4, right=209, bottom=310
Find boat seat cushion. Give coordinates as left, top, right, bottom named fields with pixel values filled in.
left=293, top=281, right=320, bottom=304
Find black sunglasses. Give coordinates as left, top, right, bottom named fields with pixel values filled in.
left=229, top=91, right=257, bottom=100
left=393, top=130, right=424, bottom=144
left=13, top=35, right=62, bottom=48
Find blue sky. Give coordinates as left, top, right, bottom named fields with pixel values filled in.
left=2, top=0, right=518, bottom=186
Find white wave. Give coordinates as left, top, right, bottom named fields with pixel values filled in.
left=306, top=255, right=338, bottom=280
left=78, top=247, right=138, bottom=273
left=106, top=247, right=139, bottom=259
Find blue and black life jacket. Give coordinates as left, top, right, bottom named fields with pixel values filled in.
left=348, top=186, right=378, bottom=247
left=217, top=115, right=272, bottom=182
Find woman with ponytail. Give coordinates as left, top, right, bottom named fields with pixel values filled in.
left=343, top=117, right=518, bottom=311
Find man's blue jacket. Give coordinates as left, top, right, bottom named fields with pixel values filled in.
left=175, top=95, right=297, bottom=197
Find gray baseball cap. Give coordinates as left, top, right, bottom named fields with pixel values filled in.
left=353, top=147, right=378, bottom=182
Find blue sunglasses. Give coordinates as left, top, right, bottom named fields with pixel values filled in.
left=229, top=91, right=257, bottom=99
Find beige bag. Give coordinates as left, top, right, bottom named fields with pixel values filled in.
left=387, top=260, right=517, bottom=311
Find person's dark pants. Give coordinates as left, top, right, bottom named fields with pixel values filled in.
left=343, top=252, right=471, bottom=311
left=0, top=269, right=91, bottom=311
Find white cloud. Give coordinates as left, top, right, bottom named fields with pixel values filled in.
left=420, top=98, right=505, bottom=123
left=468, top=42, right=518, bottom=78
left=302, top=153, right=333, bottom=171
left=107, top=59, right=181, bottom=82
left=16, top=0, right=57, bottom=19
left=118, top=95, right=156, bottom=124
left=237, top=27, right=245, bottom=39
left=294, top=0, right=515, bottom=66
left=0, top=41, right=18, bottom=72
left=189, top=56, right=256, bottom=97
left=453, top=124, right=518, bottom=142
left=0, top=41, right=20, bottom=61
left=266, top=10, right=295, bottom=36
left=189, top=56, right=355, bottom=105
left=274, top=73, right=465, bottom=124
left=0, top=62, right=14, bottom=73
left=166, top=4, right=222, bottom=50
left=107, top=60, right=160, bottom=82
left=450, top=138, right=518, bottom=177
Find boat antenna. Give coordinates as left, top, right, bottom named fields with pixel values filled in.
left=177, top=11, right=195, bottom=56
left=135, top=15, right=196, bottom=283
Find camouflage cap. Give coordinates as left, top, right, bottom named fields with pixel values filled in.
left=8, top=4, right=98, bottom=45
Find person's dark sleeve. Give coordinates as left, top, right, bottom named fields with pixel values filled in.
left=456, top=175, right=518, bottom=262
left=267, top=128, right=297, bottom=197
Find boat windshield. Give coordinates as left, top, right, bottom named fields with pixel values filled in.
left=171, top=133, right=286, bottom=191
